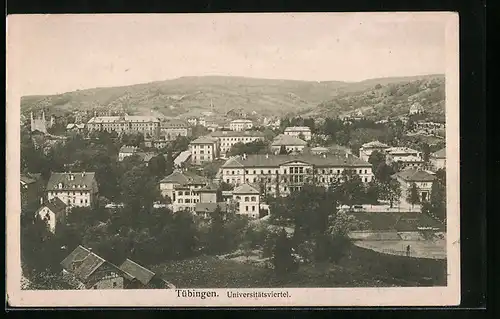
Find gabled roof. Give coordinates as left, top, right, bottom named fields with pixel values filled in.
left=271, top=134, right=307, bottom=146
left=119, top=259, right=156, bottom=286
left=36, top=197, right=67, bottom=217
left=173, top=150, right=192, bottom=166
left=386, top=147, right=420, bottom=155
left=60, top=246, right=106, bottom=281
left=233, top=183, right=260, bottom=194
left=431, top=148, right=446, bottom=159
left=47, top=172, right=97, bottom=191
left=159, top=170, right=207, bottom=185
left=190, top=136, right=218, bottom=144
left=361, top=140, right=390, bottom=149
left=393, top=169, right=436, bottom=182
left=137, top=152, right=157, bottom=162
left=221, top=157, right=244, bottom=168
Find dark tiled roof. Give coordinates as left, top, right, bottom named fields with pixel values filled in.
left=190, top=136, right=218, bottom=144
left=221, top=154, right=370, bottom=169
left=119, top=145, right=139, bottom=153
left=36, top=197, right=67, bottom=217
left=361, top=140, right=390, bottom=149
left=432, top=148, right=446, bottom=159
left=119, top=259, right=155, bottom=286
left=271, top=134, right=307, bottom=146
left=159, top=170, right=207, bottom=185
left=47, top=172, right=97, bottom=191
left=60, top=246, right=106, bottom=280
left=393, top=169, right=436, bottom=182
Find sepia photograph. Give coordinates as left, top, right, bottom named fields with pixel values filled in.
left=6, top=12, right=460, bottom=307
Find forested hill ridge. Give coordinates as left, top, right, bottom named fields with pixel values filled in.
left=301, top=75, right=445, bottom=122
left=20, top=74, right=444, bottom=119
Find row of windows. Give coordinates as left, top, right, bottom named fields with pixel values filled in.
left=226, top=175, right=371, bottom=185
left=49, top=191, right=89, bottom=196
left=65, top=198, right=88, bottom=204
left=193, top=150, right=211, bottom=154
left=234, top=196, right=257, bottom=202
left=178, top=199, right=199, bottom=204
left=242, top=205, right=257, bottom=212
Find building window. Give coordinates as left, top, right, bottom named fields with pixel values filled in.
left=113, top=282, right=117, bottom=288
left=252, top=206, right=255, bottom=211
left=245, top=206, right=249, bottom=211
left=251, top=196, right=256, bottom=201
left=178, top=199, right=183, bottom=203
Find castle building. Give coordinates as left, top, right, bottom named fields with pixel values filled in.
left=86, top=113, right=160, bottom=137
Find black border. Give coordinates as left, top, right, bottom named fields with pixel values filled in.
left=5, top=0, right=488, bottom=314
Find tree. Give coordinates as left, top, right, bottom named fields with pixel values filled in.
left=421, top=142, right=431, bottom=162
left=206, top=205, right=230, bottom=254
left=429, top=180, right=446, bottom=221
left=375, top=162, right=395, bottom=184
left=279, top=145, right=288, bottom=155
left=148, top=154, right=167, bottom=178
left=406, top=182, right=421, bottom=209
left=272, top=228, right=297, bottom=276
left=165, top=151, right=174, bottom=176
left=335, top=170, right=365, bottom=208
left=382, top=179, right=402, bottom=208
left=120, top=166, right=160, bottom=212
left=365, top=180, right=381, bottom=205
left=374, top=83, right=382, bottom=90
left=368, top=151, right=385, bottom=173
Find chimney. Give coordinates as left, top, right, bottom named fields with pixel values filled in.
left=345, top=153, right=349, bottom=158
left=40, top=197, right=43, bottom=205
left=265, top=154, right=269, bottom=159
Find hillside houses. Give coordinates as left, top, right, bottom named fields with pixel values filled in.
left=284, top=126, right=312, bottom=141
left=189, top=136, right=220, bottom=165
left=271, top=134, right=307, bottom=154
left=209, top=130, right=265, bottom=157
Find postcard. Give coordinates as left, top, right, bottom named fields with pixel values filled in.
left=6, top=12, right=460, bottom=307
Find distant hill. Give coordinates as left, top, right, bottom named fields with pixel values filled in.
left=300, top=74, right=445, bottom=121
left=20, top=74, right=445, bottom=120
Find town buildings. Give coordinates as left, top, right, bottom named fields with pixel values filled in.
left=209, top=130, right=265, bottom=157
left=46, top=172, right=99, bottom=208
left=392, top=168, right=435, bottom=202
left=284, top=126, right=312, bottom=141
left=409, top=102, right=425, bottom=115
left=359, top=141, right=390, bottom=162
left=385, top=147, right=424, bottom=169
left=60, top=246, right=125, bottom=289
left=60, top=246, right=175, bottom=289
left=86, top=114, right=160, bottom=137
left=220, top=153, right=373, bottom=196
left=118, top=145, right=139, bottom=162
left=189, top=136, right=219, bottom=165
left=66, top=123, right=86, bottom=133
left=229, top=119, right=253, bottom=131
left=160, top=119, right=192, bottom=140
left=30, top=111, right=55, bottom=133
left=430, top=148, right=446, bottom=171
left=232, top=184, right=260, bottom=218
left=35, top=198, right=67, bottom=234
left=270, top=134, right=307, bottom=154
left=159, top=170, right=210, bottom=212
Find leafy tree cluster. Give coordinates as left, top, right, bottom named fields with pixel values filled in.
left=229, top=140, right=270, bottom=156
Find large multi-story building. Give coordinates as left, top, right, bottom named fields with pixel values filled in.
left=159, top=170, right=215, bottom=212
left=229, top=119, right=253, bottom=131
left=189, top=136, right=220, bottom=165
left=160, top=119, right=192, bottom=140
left=46, top=172, right=99, bottom=208
left=359, top=140, right=390, bottom=162
left=86, top=114, right=160, bottom=137
left=118, top=145, right=139, bottom=162
left=209, top=131, right=265, bottom=157
left=220, top=153, right=373, bottom=196
left=284, top=126, right=312, bottom=141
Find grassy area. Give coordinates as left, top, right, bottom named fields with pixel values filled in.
left=151, top=244, right=446, bottom=288
left=348, top=212, right=445, bottom=231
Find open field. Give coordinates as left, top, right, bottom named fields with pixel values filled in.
left=150, top=244, right=446, bottom=288
left=348, top=212, right=445, bottom=232
left=354, top=239, right=446, bottom=260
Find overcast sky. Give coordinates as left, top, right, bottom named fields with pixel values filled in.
left=8, top=13, right=449, bottom=96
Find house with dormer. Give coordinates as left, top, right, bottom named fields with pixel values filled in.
left=46, top=172, right=99, bottom=208
left=35, top=197, right=67, bottom=233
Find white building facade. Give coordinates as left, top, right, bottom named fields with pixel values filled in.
left=229, top=119, right=254, bottom=131
left=46, top=172, right=99, bottom=208
left=284, top=126, right=312, bottom=141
